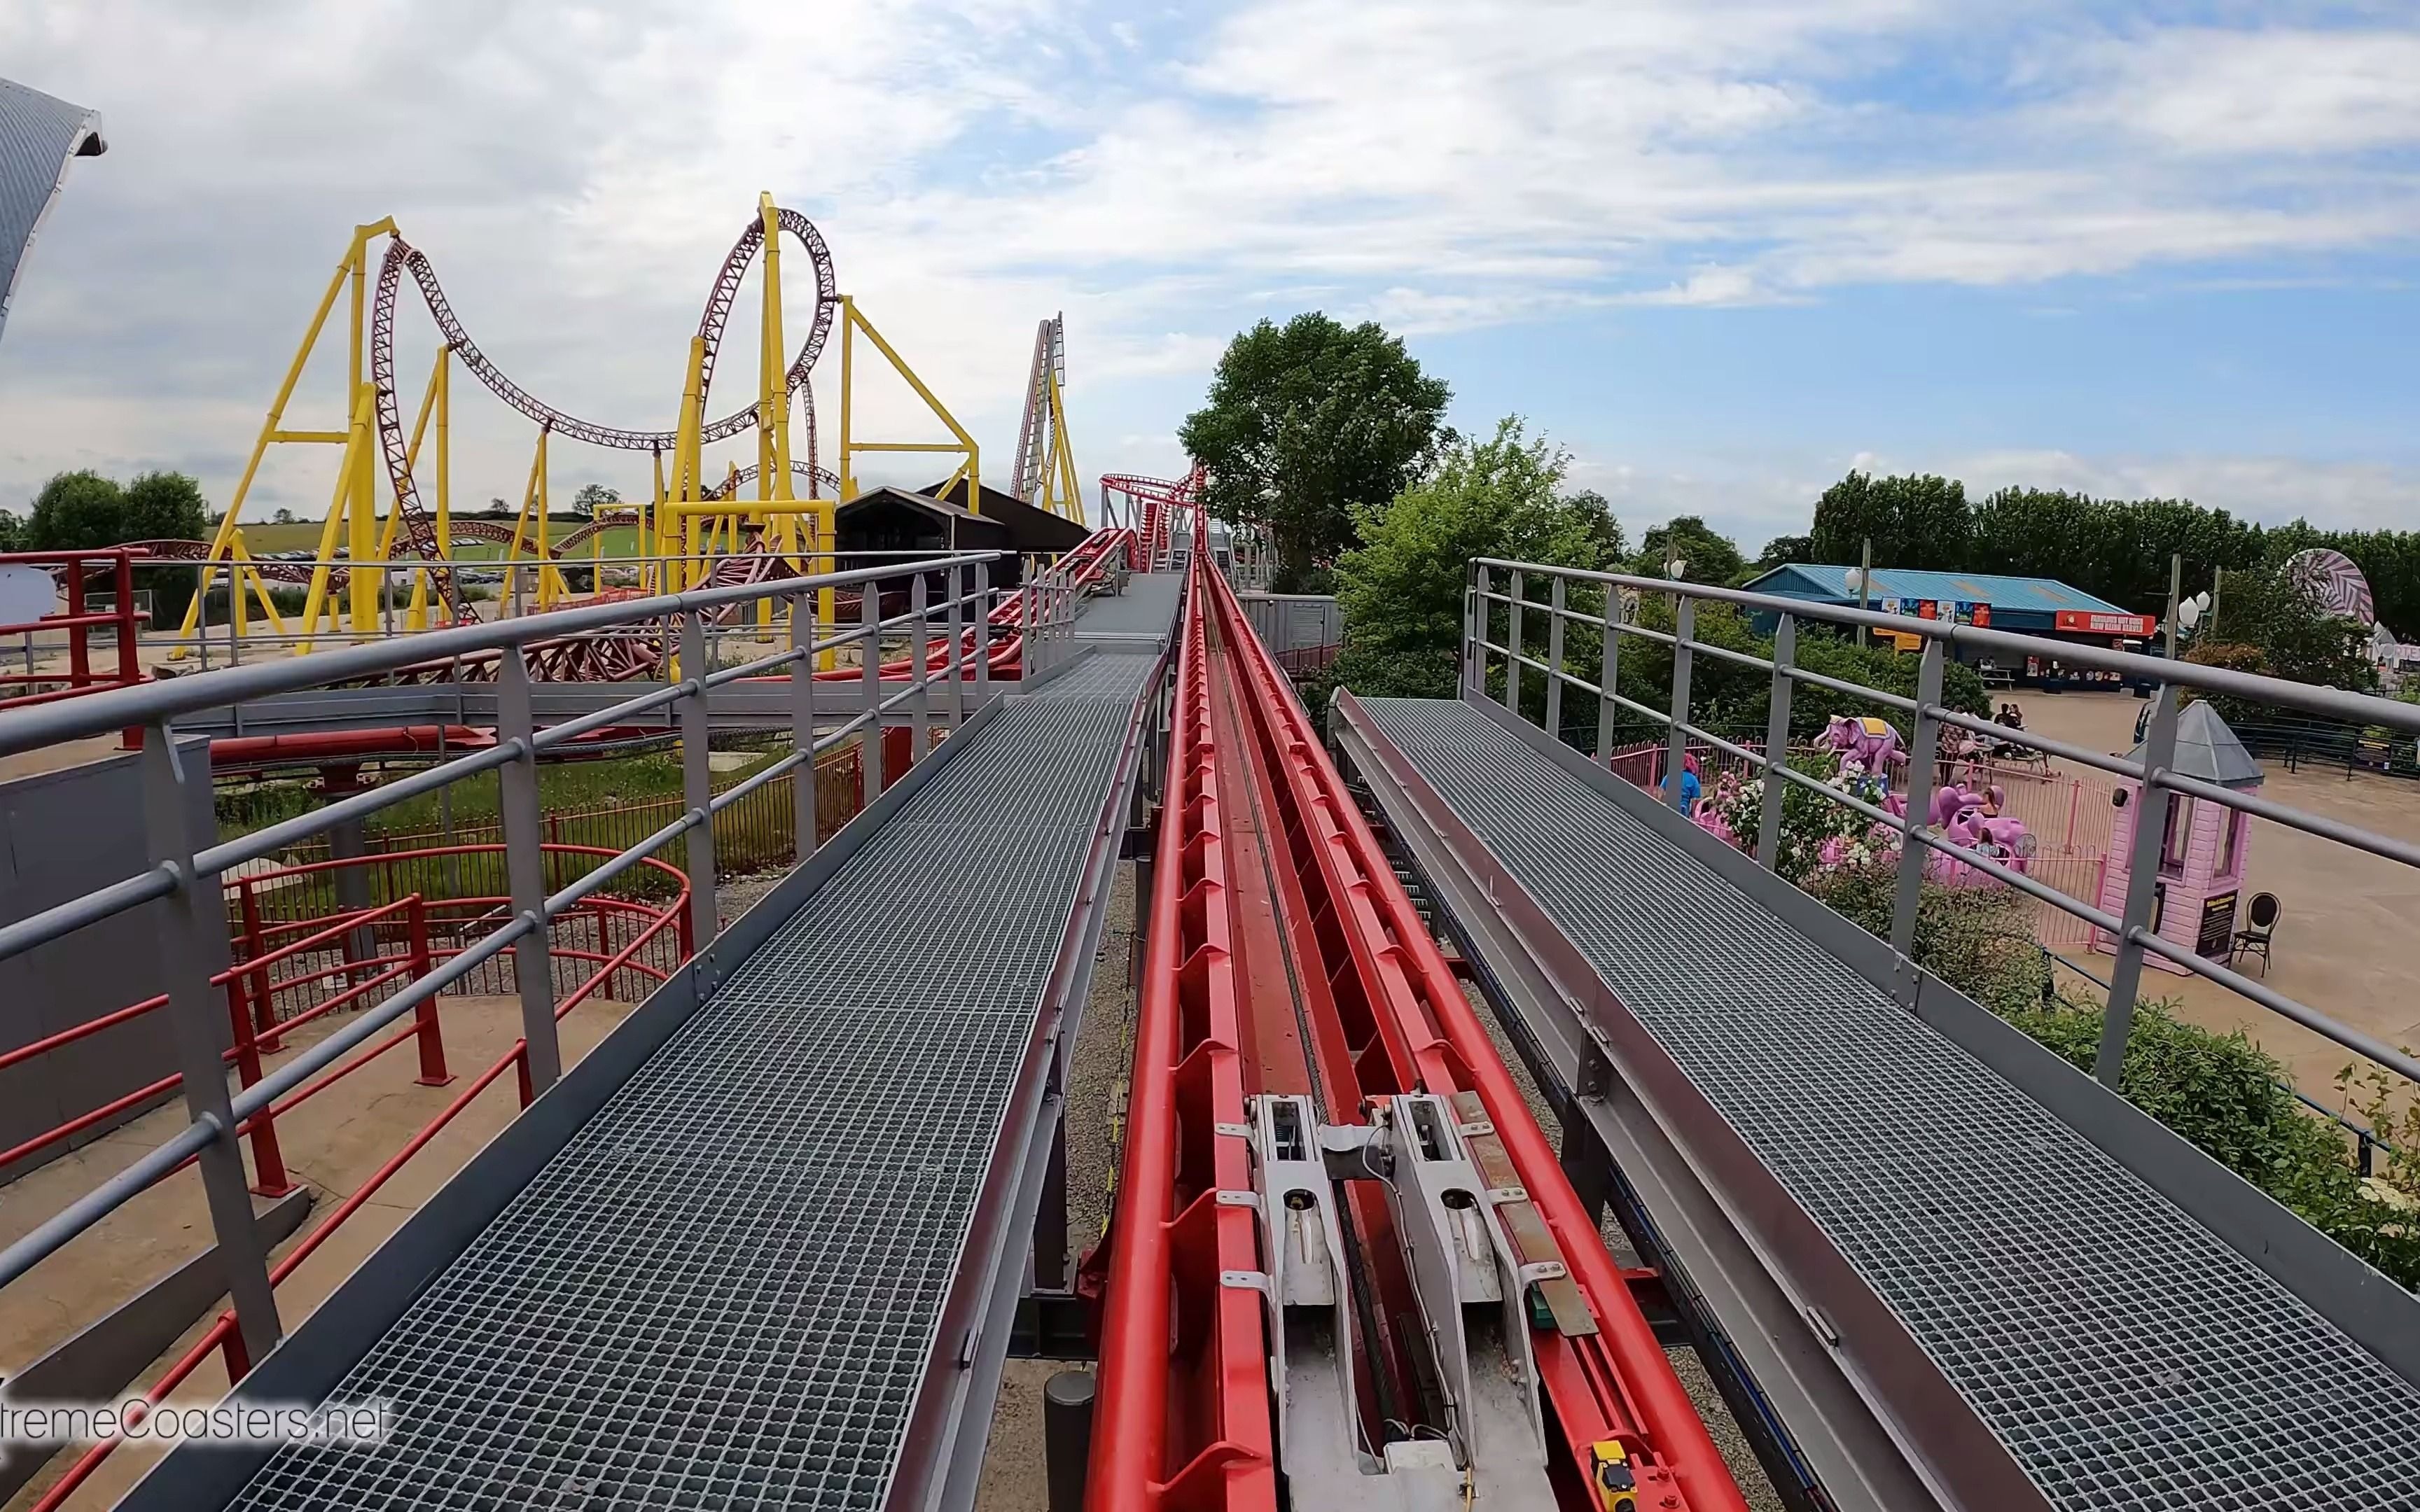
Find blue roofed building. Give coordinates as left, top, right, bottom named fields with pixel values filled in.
left=1738, top=564, right=2164, bottom=685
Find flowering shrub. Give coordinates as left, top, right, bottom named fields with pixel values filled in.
left=1694, top=751, right=1903, bottom=884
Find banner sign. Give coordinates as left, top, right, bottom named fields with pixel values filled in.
left=2054, top=610, right=2160, bottom=636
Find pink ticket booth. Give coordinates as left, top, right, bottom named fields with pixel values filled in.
left=2092, top=701, right=2264, bottom=972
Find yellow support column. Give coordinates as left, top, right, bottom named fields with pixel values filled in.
left=435, top=344, right=453, bottom=575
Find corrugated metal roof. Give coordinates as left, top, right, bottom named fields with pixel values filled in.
left=1748, top=564, right=2132, bottom=616
left=0, top=77, right=105, bottom=344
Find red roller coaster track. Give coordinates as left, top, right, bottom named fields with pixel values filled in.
left=1089, top=519, right=1747, bottom=1510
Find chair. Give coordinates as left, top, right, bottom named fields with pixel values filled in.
left=2230, top=892, right=2280, bottom=976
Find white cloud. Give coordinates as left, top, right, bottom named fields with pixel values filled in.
left=2074, top=28, right=2420, bottom=156
left=0, top=1, right=2415, bottom=534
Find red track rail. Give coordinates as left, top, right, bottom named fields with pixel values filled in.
left=1090, top=547, right=1279, bottom=1512
left=1092, top=529, right=1748, bottom=1508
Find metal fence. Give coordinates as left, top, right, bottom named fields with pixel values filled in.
left=0, top=547, right=1055, bottom=1374
left=1466, top=557, right=2420, bottom=1098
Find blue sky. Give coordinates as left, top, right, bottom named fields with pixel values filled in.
left=1, top=0, right=2415, bottom=552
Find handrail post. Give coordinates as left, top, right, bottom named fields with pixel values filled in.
left=66, top=564, right=90, bottom=691
left=1758, top=614, right=1795, bottom=869
left=973, top=560, right=992, bottom=701
left=239, top=878, right=278, bottom=1042
left=1664, top=596, right=1695, bottom=813
left=943, top=559, right=964, bottom=728
left=1463, top=562, right=1484, bottom=699
left=861, top=572, right=886, bottom=797
left=141, top=721, right=282, bottom=1368
left=1022, top=570, right=1038, bottom=678
left=2100, top=682, right=2180, bottom=1085
left=408, top=895, right=450, bottom=1086
left=1506, top=569, right=1524, bottom=718
left=910, top=570, right=930, bottom=760
left=1889, top=638, right=1947, bottom=972
left=496, top=643, right=562, bottom=1098
left=790, top=587, right=818, bottom=863
left=1544, top=574, right=1566, bottom=746
left=680, top=610, right=718, bottom=957
left=225, top=975, right=293, bottom=1198
left=114, top=551, right=139, bottom=694
left=1596, top=579, right=1620, bottom=761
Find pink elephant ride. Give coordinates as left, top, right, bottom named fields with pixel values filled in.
left=1819, top=714, right=1907, bottom=779
left=1924, top=783, right=2034, bottom=884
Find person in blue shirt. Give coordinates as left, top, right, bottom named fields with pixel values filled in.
left=1660, top=753, right=1702, bottom=811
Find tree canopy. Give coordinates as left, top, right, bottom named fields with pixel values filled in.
left=1180, top=313, right=1449, bottom=592
left=1805, top=471, right=2419, bottom=645
left=25, top=468, right=208, bottom=549
left=1809, top=471, right=1970, bottom=570
left=571, top=482, right=622, bottom=520
left=1633, top=514, right=1744, bottom=584
left=19, top=469, right=214, bottom=617
left=1331, top=419, right=1606, bottom=699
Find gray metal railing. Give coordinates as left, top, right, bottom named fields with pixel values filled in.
left=1464, top=557, right=2420, bottom=1096
left=0, top=550, right=1053, bottom=1368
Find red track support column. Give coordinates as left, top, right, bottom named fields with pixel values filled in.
left=408, top=896, right=452, bottom=1086
left=224, top=976, right=294, bottom=1199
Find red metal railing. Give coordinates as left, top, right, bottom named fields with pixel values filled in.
left=0, top=549, right=146, bottom=713
left=16, top=844, right=690, bottom=1511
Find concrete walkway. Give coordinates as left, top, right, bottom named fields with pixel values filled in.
left=2017, top=691, right=2420, bottom=1103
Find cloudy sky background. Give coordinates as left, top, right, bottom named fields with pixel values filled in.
left=1, top=0, right=2415, bottom=553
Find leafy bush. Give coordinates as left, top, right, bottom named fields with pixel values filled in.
left=1805, top=862, right=2056, bottom=1014
left=1804, top=860, right=2420, bottom=1288
left=2016, top=1006, right=2418, bottom=1285
left=1698, top=759, right=1902, bottom=886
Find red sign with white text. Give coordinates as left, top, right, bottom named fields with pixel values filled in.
left=2054, top=610, right=2159, bottom=637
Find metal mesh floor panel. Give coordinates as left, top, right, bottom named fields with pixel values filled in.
left=1030, top=651, right=1159, bottom=701
left=1359, top=697, right=2420, bottom=1512
left=1070, top=571, right=1183, bottom=638
left=225, top=690, right=1154, bottom=1512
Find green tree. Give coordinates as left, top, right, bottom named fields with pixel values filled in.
left=26, top=469, right=213, bottom=622
left=571, top=482, right=621, bottom=521
left=1560, top=488, right=1627, bottom=565
left=1180, top=313, right=1450, bottom=592
left=1633, top=515, right=1743, bottom=584
left=0, top=509, right=25, bottom=552
left=1809, top=471, right=1970, bottom=570
left=271, top=507, right=298, bottom=525
left=26, top=470, right=127, bottom=550
left=122, top=471, right=209, bottom=542
left=1749, top=534, right=1813, bottom=575
left=2202, top=554, right=2379, bottom=696
left=1332, top=419, right=1604, bottom=699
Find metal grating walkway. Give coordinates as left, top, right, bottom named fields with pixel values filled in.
left=1359, top=696, right=2420, bottom=1512
left=1033, top=651, right=1164, bottom=700
left=1070, top=570, right=1183, bottom=638
left=221, top=670, right=1160, bottom=1512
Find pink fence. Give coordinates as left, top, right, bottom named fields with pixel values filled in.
left=1603, top=738, right=2114, bottom=951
